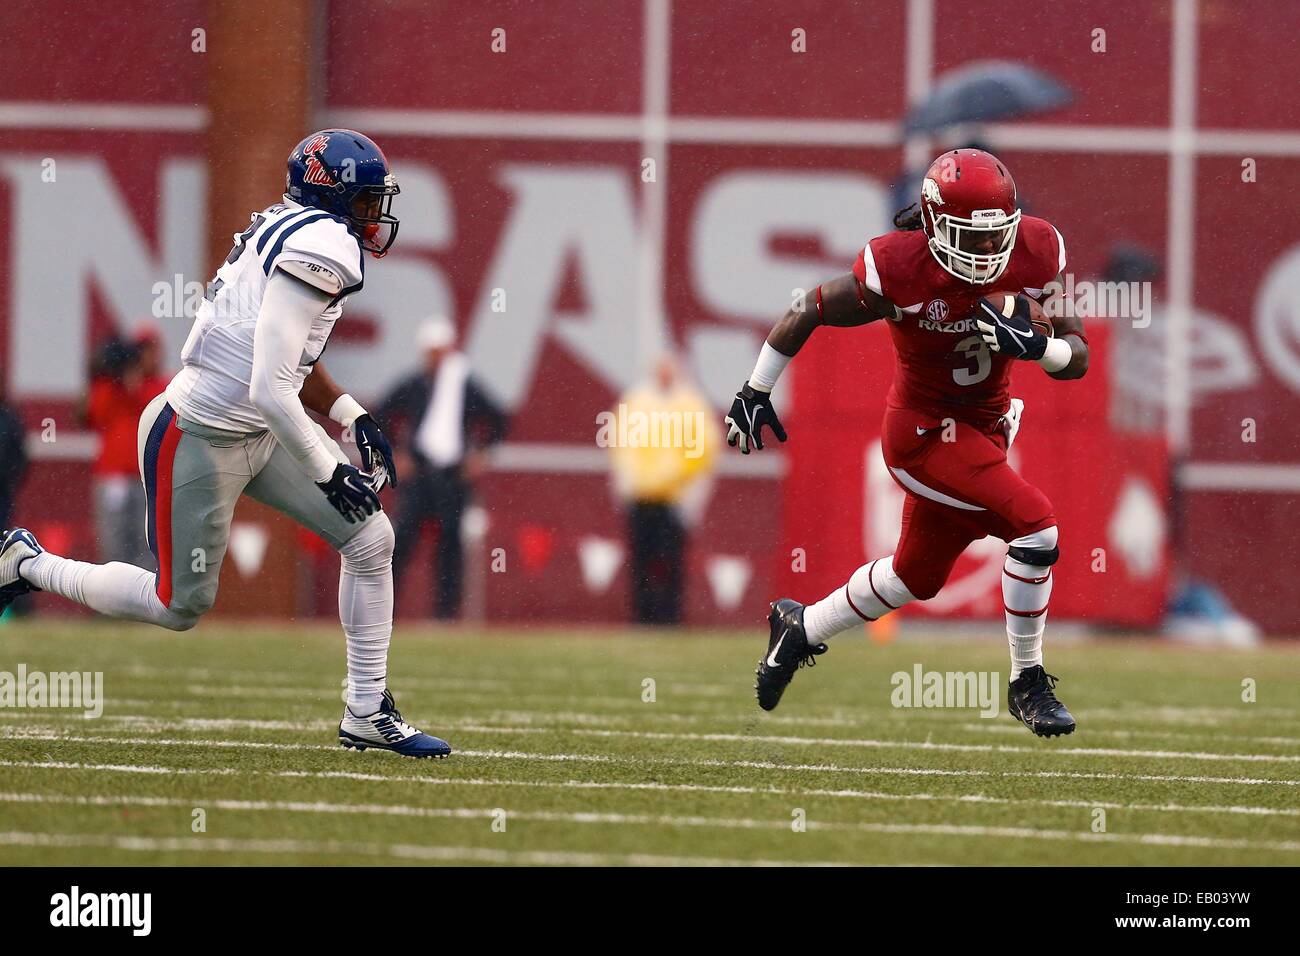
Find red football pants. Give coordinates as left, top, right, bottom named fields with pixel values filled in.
left=880, top=406, right=1056, bottom=600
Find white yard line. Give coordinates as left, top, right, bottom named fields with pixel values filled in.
left=6, top=707, right=1300, bottom=751
left=10, top=719, right=1300, bottom=775
left=119, top=663, right=739, bottom=696
left=87, top=666, right=1300, bottom=718
left=12, top=722, right=1300, bottom=766
left=448, top=724, right=1300, bottom=765
left=0, top=831, right=846, bottom=867
left=1, top=731, right=338, bottom=752
left=0, top=759, right=240, bottom=776
left=0, top=804, right=1294, bottom=855
left=3, top=785, right=1297, bottom=821
left=175, top=684, right=664, bottom=708
left=2, top=740, right=1298, bottom=788
left=456, top=711, right=1300, bottom=748
left=953, top=722, right=1300, bottom=748
left=4, top=757, right=1298, bottom=802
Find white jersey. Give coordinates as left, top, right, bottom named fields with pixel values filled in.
left=166, top=201, right=365, bottom=432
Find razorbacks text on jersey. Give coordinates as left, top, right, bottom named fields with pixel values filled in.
left=854, top=214, right=1065, bottom=427
left=165, top=201, right=365, bottom=433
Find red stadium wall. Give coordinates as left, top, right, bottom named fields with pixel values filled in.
left=1, top=1, right=1297, bottom=631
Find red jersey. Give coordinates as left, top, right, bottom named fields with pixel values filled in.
left=86, top=374, right=170, bottom=477
left=853, top=214, right=1065, bottom=427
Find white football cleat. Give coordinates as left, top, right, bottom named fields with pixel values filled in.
left=0, top=528, right=42, bottom=614
left=339, top=689, right=452, bottom=758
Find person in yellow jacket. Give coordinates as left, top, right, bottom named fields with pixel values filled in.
left=607, top=355, right=718, bottom=624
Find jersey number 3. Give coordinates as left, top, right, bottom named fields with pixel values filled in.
left=952, top=334, right=992, bottom=386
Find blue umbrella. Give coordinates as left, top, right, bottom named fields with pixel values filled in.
left=904, top=61, right=1073, bottom=134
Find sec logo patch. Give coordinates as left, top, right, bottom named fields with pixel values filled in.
left=926, top=299, right=949, bottom=323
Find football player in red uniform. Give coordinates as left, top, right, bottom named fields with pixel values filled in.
left=726, top=148, right=1088, bottom=737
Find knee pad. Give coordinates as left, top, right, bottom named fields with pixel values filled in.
left=341, top=513, right=395, bottom=576
left=160, top=609, right=201, bottom=632
left=170, top=580, right=218, bottom=620
left=1008, top=526, right=1059, bottom=567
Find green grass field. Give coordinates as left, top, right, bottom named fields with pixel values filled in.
left=1, top=620, right=1298, bottom=866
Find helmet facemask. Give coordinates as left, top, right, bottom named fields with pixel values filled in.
left=926, top=207, right=1021, bottom=284
left=347, top=175, right=401, bottom=257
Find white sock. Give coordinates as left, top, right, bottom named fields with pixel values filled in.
left=803, top=556, right=916, bottom=644
left=20, top=552, right=198, bottom=631
left=1002, top=555, right=1052, bottom=681
left=339, top=517, right=394, bottom=716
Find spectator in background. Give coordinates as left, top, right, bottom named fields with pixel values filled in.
left=0, top=379, right=26, bottom=533
left=83, top=327, right=170, bottom=567
left=0, top=379, right=29, bottom=617
left=377, top=316, right=509, bottom=619
left=609, top=355, right=717, bottom=625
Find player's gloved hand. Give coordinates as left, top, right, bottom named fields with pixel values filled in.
left=316, top=463, right=382, bottom=524
left=976, top=295, right=1047, bottom=360
left=725, top=383, right=787, bottom=454
left=353, top=413, right=398, bottom=491
left=1000, top=397, right=1025, bottom=448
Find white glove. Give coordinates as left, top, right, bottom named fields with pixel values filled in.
left=1000, top=397, right=1025, bottom=448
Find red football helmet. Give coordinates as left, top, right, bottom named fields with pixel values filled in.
left=919, top=148, right=1020, bottom=284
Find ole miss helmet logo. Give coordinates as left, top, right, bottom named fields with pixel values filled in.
left=926, top=299, right=949, bottom=323
left=301, top=134, right=336, bottom=187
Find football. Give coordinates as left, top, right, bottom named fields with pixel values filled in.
left=994, top=292, right=1055, bottom=338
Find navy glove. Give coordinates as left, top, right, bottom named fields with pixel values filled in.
left=316, top=463, right=382, bottom=524
left=353, top=413, right=397, bottom=491
left=725, top=383, right=787, bottom=454
left=975, top=295, right=1047, bottom=361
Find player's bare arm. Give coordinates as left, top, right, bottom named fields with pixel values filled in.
left=300, top=361, right=346, bottom=418
left=301, top=354, right=400, bottom=491
left=1041, top=283, right=1089, bottom=381
left=766, top=272, right=893, bottom=354
left=726, top=274, right=894, bottom=453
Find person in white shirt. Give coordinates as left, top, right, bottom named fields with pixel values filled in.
left=0, top=129, right=451, bottom=758
left=375, top=316, right=509, bottom=619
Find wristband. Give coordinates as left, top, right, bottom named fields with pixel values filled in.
left=747, top=342, right=793, bottom=392
left=329, top=393, right=368, bottom=429
left=1037, top=337, right=1072, bottom=373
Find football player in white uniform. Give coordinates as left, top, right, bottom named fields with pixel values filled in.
left=0, top=129, right=451, bottom=758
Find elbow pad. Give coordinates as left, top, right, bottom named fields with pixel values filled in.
left=277, top=258, right=343, bottom=296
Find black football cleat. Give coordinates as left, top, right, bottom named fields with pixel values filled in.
left=1007, top=665, right=1076, bottom=737
left=755, top=599, right=826, bottom=711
